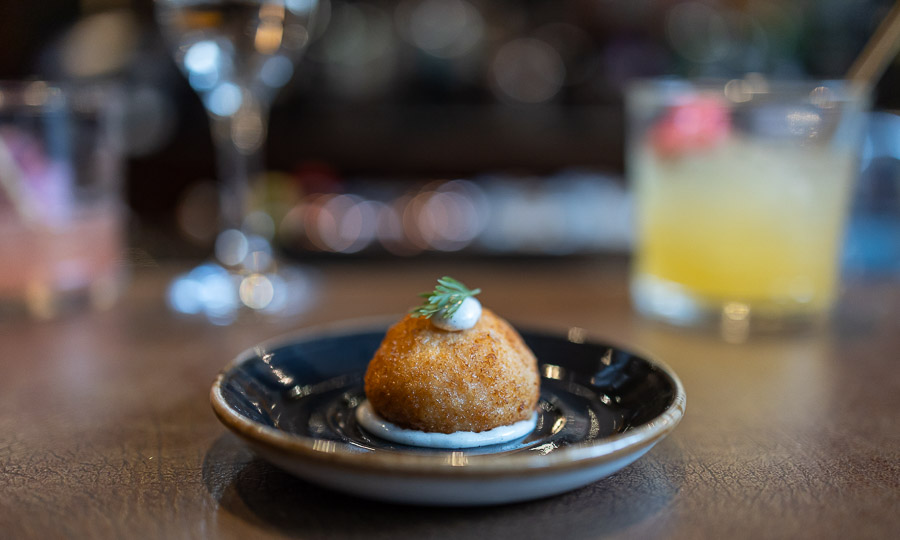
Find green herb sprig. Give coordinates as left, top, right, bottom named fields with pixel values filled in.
left=410, top=276, right=481, bottom=319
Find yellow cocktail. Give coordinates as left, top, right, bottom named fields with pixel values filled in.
left=628, top=79, right=868, bottom=328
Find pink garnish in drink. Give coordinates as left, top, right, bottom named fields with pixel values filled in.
left=650, top=97, right=731, bottom=158
left=0, top=127, right=74, bottom=223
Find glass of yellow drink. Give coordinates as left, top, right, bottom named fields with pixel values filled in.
left=628, top=78, right=870, bottom=332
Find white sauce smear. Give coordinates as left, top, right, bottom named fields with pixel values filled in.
left=355, top=400, right=537, bottom=448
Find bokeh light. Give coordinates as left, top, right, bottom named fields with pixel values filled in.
left=398, top=0, right=484, bottom=59
left=271, top=172, right=630, bottom=257
left=490, top=38, right=566, bottom=104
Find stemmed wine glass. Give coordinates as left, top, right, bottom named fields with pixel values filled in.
left=155, top=0, right=319, bottom=323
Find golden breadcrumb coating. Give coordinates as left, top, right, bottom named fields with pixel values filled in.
left=363, top=309, right=540, bottom=434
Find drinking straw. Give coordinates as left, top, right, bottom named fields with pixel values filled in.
left=847, top=1, right=900, bottom=87
left=0, top=135, right=41, bottom=226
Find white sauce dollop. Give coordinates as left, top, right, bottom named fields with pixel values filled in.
left=431, top=296, right=481, bottom=331
left=355, top=400, right=537, bottom=448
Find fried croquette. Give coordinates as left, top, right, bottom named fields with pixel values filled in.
left=363, top=308, right=540, bottom=434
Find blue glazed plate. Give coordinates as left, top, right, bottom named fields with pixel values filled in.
left=211, top=318, right=686, bottom=505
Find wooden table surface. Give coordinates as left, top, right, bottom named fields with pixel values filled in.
left=2, top=258, right=898, bottom=539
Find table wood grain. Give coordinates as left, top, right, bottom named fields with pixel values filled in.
left=1, top=259, right=898, bottom=539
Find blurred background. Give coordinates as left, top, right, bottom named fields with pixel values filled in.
left=0, top=0, right=898, bottom=267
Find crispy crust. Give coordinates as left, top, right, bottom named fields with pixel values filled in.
left=363, top=309, right=540, bottom=433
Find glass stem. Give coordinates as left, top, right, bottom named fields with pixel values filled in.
left=207, top=90, right=270, bottom=232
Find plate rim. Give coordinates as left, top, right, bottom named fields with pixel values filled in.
left=210, top=316, right=686, bottom=478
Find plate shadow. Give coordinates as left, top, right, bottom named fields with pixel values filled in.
left=202, top=434, right=684, bottom=539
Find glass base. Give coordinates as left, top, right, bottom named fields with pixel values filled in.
left=631, top=273, right=829, bottom=341
left=0, top=271, right=124, bottom=320
left=167, top=261, right=318, bottom=325
left=167, top=229, right=319, bottom=325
